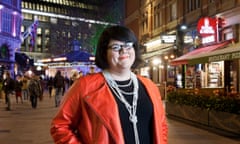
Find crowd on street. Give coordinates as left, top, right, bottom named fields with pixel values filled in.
left=0, top=67, right=95, bottom=111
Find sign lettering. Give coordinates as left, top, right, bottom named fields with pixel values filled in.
left=208, top=51, right=240, bottom=62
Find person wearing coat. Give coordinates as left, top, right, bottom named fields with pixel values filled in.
left=50, top=25, right=168, bottom=144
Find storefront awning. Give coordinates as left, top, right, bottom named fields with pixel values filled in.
left=189, top=43, right=240, bottom=65
left=170, top=41, right=230, bottom=66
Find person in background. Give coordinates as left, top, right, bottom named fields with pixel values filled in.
left=15, top=75, right=23, bottom=104
left=28, top=75, right=43, bottom=109
left=87, top=66, right=95, bottom=75
left=21, top=75, right=29, bottom=100
left=53, top=70, right=65, bottom=107
left=47, top=77, right=54, bottom=98
left=2, top=71, right=15, bottom=110
left=64, top=76, right=70, bottom=90
left=39, top=76, right=46, bottom=100
left=78, top=71, right=84, bottom=77
left=69, top=69, right=79, bottom=86
left=50, top=26, right=168, bottom=144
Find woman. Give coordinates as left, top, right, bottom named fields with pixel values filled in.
left=50, top=26, right=168, bottom=144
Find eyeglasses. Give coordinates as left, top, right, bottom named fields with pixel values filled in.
left=108, top=42, right=134, bottom=52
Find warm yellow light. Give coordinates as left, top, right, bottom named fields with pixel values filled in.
left=152, top=58, right=161, bottom=65
left=170, top=54, right=175, bottom=59
left=144, top=39, right=161, bottom=48
left=37, top=58, right=52, bottom=63
left=53, top=57, right=67, bottom=62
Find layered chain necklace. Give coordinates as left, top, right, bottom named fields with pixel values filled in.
left=102, top=70, right=140, bottom=144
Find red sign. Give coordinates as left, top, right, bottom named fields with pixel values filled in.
left=197, top=17, right=216, bottom=36
left=197, top=17, right=217, bottom=43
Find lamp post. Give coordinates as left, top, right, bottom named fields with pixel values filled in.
left=174, top=24, right=188, bottom=88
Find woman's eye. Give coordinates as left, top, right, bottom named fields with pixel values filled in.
left=112, top=45, right=121, bottom=50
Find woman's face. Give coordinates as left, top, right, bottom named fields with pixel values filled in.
left=107, top=39, right=135, bottom=71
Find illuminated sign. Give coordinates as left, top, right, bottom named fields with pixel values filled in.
left=197, top=17, right=217, bottom=44
left=161, top=35, right=176, bottom=43
left=202, top=35, right=215, bottom=44
left=208, top=52, right=240, bottom=62
left=197, top=17, right=216, bottom=35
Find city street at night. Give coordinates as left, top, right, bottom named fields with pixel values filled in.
left=0, top=90, right=239, bottom=144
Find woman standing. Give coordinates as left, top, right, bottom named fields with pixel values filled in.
left=50, top=26, right=168, bottom=144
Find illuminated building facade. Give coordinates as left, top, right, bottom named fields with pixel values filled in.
left=125, top=1, right=240, bottom=92
left=21, top=0, right=124, bottom=62
left=0, top=0, right=22, bottom=76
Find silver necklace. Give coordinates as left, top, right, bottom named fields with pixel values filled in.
left=103, top=70, right=140, bottom=144
left=117, top=78, right=133, bottom=87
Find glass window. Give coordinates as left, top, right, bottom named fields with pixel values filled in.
left=32, top=3, right=35, bottom=10
left=40, top=5, right=44, bottom=11
left=37, top=28, right=41, bottom=35
left=62, top=31, right=66, bottom=37
left=21, top=26, right=25, bottom=33
left=23, top=13, right=33, bottom=20
left=171, top=3, right=177, bottom=20
left=44, top=37, right=49, bottom=45
left=28, top=3, right=31, bottom=9
left=2, top=0, right=12, bottom=5
left=45, top=29, right=50, bottom=36
left=68, top=32, right=71, bottom=38
left=37, top=36, right=42, bottom=45
left=2, top=11, right=12, bottom=34
left=50, top=17, right=57, bottom=24
left=36, top=46, right=42, bottom=52
left=78, top=33, right=81, bottom=39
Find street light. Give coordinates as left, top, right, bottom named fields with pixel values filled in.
left=180, top=24, right=187, bottom=30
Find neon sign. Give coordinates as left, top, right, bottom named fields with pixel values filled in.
left=197, top=17, right=217, bottom=44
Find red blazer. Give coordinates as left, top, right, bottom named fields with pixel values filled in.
left=50, top=73, right=168, bottom=144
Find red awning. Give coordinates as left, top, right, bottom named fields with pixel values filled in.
left=170, top=41, right=230, bottom=66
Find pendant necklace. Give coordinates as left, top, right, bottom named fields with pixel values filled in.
left=102, top=70, right=140, bottom=144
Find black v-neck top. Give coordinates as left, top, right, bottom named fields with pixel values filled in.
left=112, top=79, right=153, bottom=144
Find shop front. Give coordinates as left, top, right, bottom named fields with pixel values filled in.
left=170, top=42, right=240, bottom=93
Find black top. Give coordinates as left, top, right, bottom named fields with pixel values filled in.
left=112, top=79, right=153, bottom=144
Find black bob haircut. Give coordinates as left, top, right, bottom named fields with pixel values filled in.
left=95, top=25, right=142, bottom=70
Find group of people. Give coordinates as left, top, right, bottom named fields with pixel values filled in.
left=1, top=72, right=43, bottom=110
left=50, top=25, right=168, bottom=143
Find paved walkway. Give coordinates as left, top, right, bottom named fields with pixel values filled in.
left=0, top=90, right=239, bottom=144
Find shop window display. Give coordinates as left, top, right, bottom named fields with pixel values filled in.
left=207, top=62, right=224, bottom=88
left=185, top=66, right=195, bottom=88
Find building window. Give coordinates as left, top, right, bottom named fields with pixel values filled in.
left=45, top=29, right=50, bottom=36
left=78, top=32, right=81, bottom=39
left=37, top=27, right=41, bottom=34
left=37, top=36, right=41, bottom=46
left=154, top=4, right=161, bottom=28
left=171, top=3, right=177, bottom=21
left=186, top=0, right=201, bottom=12
left=37, top=46, right=42, bottom=52
left=23, top=13, right=33, bottom=20
left=142, top=12, right=148, bottom=34
left=44, top=37, right=49, bottom=46
left=2, top=0, right=12, bottom=5
left=2, top=11, right=12, bottom=34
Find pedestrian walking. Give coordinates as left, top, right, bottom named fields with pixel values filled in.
left=28, top=75, right=42, bottom=109
left=14, top=76, right=23, bottom=104
left=47, top=77, right=54, bottom=98
left=69, top=69, right=79, bottom=86
left=2, top=71, right=15, bottom=110
left=53, top=70, right=65, bottom=107
left=21, top=75, right=29, bottom=100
